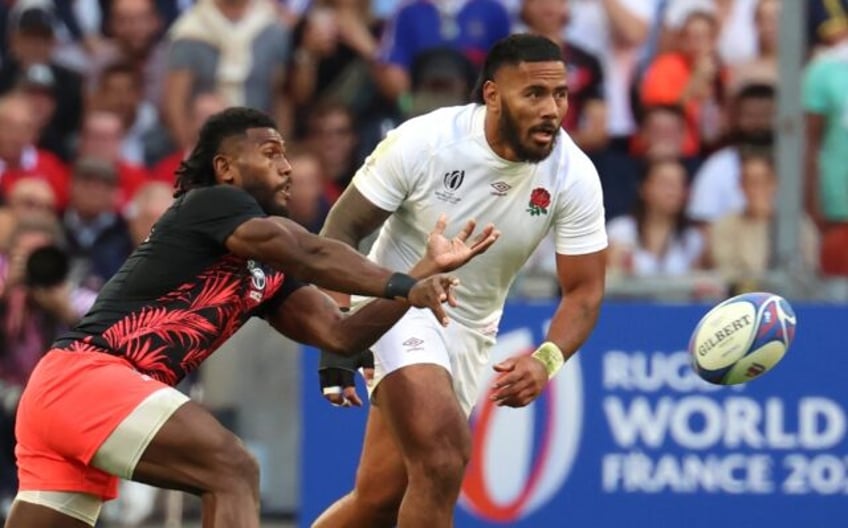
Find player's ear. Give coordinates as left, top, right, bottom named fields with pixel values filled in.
left=483, top=80, right=499, bottom=112
left=212, top=154, right=236, bottom=185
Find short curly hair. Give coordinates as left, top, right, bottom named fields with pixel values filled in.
left=471, top=34, right=564, bottom=104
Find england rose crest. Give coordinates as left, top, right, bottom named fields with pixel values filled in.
left=527, top=187, right=551, bottom=216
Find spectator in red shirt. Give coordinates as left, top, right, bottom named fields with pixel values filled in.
left=0, top=94, right=69, bottom=208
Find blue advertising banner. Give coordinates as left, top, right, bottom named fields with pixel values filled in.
left=300, top=302, right=848, bottom=527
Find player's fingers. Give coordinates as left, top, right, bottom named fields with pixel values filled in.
left=427, top=292, right=450, bottom=326
left=493, top=357, right=517, bottom=372
left=455, top=218, right=476, bottom=242
left=470, top=225, right=499, bottom=254
left=324, top=391, right=346, bottom=406
left=494, top=381, right=537, bottom=407
left=362, top=367, right=375, bottom=382
left=490, top=377, right=528, bottom=402
left=499, top=393, right=529, bottom=408
left=343, top=386, right=363, bottom=407
left=510, top=387, right=542, bottom=408
left=439, top=276, right=460, bottom=307
left=432, top=213, right=448, bottom=236
left=446, top=285, right=459, bottom=307
left=440, top=276, right=460, bottom=288
left=493, top=370, right=523, bottom=388
left=491, top=383, right=522, bottom=404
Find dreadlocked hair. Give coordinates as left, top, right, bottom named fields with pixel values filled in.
left=173, top=106, right=278, bottom=197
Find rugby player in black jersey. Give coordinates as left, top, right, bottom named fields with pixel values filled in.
left=5, top=107, right=498, bottom=528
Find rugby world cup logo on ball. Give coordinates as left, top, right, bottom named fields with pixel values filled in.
left=689, top=292, right=797, bottom=385
left=461, top=326, right=582, bottom=522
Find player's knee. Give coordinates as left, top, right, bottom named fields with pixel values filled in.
left=411, top=423, right=471, bottom=486
left=232, top=445, right=261, bottom=498
left=211, top=437, right=260, bottom=497
left=414, top=446, right=469, bottom=490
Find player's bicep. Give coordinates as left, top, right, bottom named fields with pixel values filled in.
left=555, top=250, right=606, bottom=297
left=265, top=285, right=345, bottom=351
left=320, top=185, right=393, bottom=246
left=225, top=216, right=310, bottom=267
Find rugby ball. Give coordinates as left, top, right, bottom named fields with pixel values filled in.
left=689, top=292, right=797, bottom=385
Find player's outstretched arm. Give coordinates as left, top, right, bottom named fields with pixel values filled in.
left=264, top=216, right=499, bottom=355
left=227, top=215, right=414, bottom=301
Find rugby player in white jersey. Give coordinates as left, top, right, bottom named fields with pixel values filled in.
left=313, top=33, right=608, bottom=528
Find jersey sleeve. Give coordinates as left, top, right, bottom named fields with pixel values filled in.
left=554, top=153, right=608, bottom=255
left=351, top=125, right=417, bottom=212
left=181, top=185, right=266, bottom=247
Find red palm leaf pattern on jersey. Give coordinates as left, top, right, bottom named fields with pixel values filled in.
left=103, top=307, right=217, bottom=352
left=180, top=303, right=242, bottom=373
left=66, top=339, right=104, bottom=354
left=93, top=255, right=285, bottom=385
left=189, top=270, right=242, bottom=322
left=126, top=342, right=176, bottom=384
left=263, top=272, right=284, bottom=295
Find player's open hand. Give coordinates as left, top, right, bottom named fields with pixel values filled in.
left=426, top=214, right=500, bottom=272
left=407, top=274, right=460, bottom=326
left=490, top=355, right=549, bottom=407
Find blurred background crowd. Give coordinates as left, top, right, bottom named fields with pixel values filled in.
left=0, top=0, right=843, bottom=525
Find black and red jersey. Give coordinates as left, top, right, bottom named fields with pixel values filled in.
left=56, top=185, right=303, bottom=386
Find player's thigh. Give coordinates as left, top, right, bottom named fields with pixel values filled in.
left=117, top=400, right=256, bottom=495
left=352, top=405, right=407, bottom=505
left=375, top=364, right=470, bottom=461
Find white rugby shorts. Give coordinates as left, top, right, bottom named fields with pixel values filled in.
left=364, top=307, right=496, bottom=416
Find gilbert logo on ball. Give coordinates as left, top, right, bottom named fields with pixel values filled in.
left=689, top=292, right=797, bottom=385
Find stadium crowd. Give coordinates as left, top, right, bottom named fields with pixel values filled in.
left=0, top=0, right=844, bottom=524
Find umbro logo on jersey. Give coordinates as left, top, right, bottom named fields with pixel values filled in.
left=490, top=181, right=511, bottom=196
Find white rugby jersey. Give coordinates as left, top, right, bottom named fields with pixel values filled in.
left=353, top=104, right=607, bottom=329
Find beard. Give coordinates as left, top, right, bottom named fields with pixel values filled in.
left=499, top=100, right=559, bottom=163
left=265, top=201, right=290, bottom=217
left=244, top=181, right=290, bottom=217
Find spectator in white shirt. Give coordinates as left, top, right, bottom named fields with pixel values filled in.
left=687, top=82, right=775, bottom=224
left=608, top=157, right=704, bottom=276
